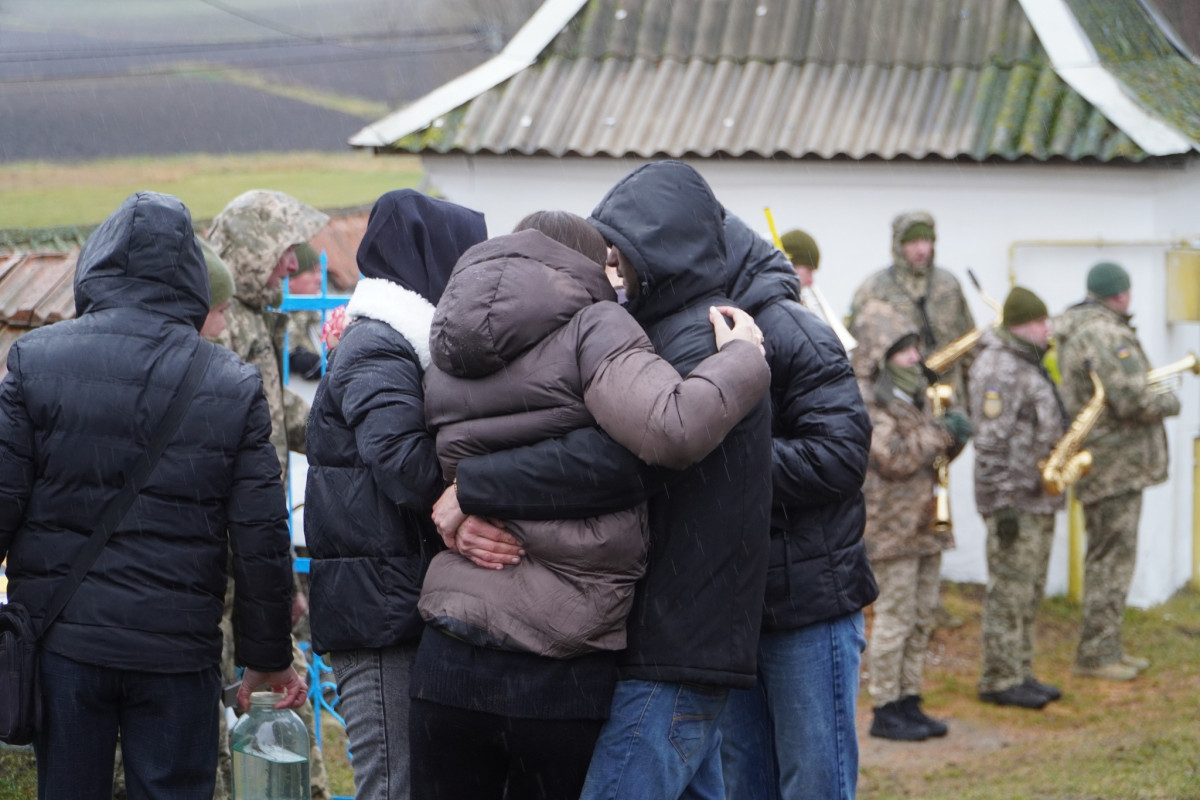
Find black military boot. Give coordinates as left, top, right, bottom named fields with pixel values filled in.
left=869, top=700, right=929, bottom=741
left=900, top=694, right=948, bottom=737
left=979, top=683, right=1050, bottom=709
left=1022, top=677, right=1062, bottom=702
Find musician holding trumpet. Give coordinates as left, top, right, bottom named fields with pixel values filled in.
left=852, top=301, right=972, bottom=742
left=1055, top=261, right=1181, bottom=681
left=968, top=287, right=1067, bottom=709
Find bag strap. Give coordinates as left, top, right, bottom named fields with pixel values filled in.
left=37, top=339, right=216, bottom=638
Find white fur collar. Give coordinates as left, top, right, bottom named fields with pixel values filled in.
left=346, top=278, right=435, bottom=369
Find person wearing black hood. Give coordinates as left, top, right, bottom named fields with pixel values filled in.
left=716, top=214, right=876, bottom=800
left=303, top=189, right=487, bottom=800
left=0, top=192, right=304, bottom=798
left=427, top=162, right=773, bottom=800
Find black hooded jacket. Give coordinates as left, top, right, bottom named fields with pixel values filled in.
left=723, top=214, right=877, bottom=630
left=454, top=162, right=772, bottom=688
left=0, top=192, right=294, bottom=674
left=304, top=190, right=486, bottom=654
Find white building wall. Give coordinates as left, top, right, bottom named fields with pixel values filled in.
left=420, top=153, right=1200, bottom=607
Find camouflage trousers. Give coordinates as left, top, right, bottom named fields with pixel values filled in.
left=978, top=512, right=1054, bottom=693
left=867, top=552, right=942, bottom=705
left=1076, top=491, right=1142, bottom=669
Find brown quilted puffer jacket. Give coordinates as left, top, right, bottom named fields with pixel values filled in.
left=421, top=229, right=768, bottom=658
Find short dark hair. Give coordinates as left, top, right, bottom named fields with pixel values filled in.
left=513, top=210, right=606, bottom=267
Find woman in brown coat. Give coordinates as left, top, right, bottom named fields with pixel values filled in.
left=410, top=212, right=769, bottom=800
left=852, top=300, right=967, bottom=742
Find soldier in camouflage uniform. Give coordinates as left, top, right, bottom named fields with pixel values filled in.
left=848, top=211, right=977, bottom=405
left=1054, top=262, right=1180, bottom=681
left=851, top=301, right=969, bottom=741
left=206, top=191, right=331, bottom=800
left=969, top=287, right=1067, bottom=709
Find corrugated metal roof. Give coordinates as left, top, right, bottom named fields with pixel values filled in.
left=383, top=0, right=1161, bottom=161
left=1066, top=0, right=1200, bottom=145
left=0, top=211, right=370, bottom=379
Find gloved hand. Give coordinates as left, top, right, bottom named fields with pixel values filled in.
left=995, top=507, right=1020, bottom=546
left=941, top=410, right=974, bottom=447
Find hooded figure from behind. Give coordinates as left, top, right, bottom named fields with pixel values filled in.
left=302, top=189, right=487, bottom=800
left=0, top=192, right=299, bottom=797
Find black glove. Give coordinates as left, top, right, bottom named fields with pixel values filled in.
left=289, top=346, right=322, bottom=380
left=941, top=410, right=973, bottom=447
left=995, top=507, right=1020, bottom=546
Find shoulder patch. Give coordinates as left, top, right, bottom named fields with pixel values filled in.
left=982, top=388, right=1003, bottom=419
left=1115, top=345, right=1139, bottom=374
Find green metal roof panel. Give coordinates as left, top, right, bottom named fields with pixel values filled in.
left=1066, top=0, right=1200, bottom=144
left=387, top=0, right=1157, bottom=162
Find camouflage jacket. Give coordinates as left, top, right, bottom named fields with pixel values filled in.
left=848, top=211, right=977, bottom=404
left=208, top=191, right=329, bottom=478
left=1054, top=299, right=1180, bottom=504
left=968, top=328, right=1067, bottom=515
left=851, top=300, right=955, bottom=563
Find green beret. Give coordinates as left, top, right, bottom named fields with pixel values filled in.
left=295, top=242, right=320, bottom=273
left=1002, top=286, right=1048, bottom=327
left=900, top=221, right=936, bottom=244
left=1086, top=261, right=1130, bottom=298
left=196, top=236, right=234, bottom=308
left=780, top=229, right=820, bottom=269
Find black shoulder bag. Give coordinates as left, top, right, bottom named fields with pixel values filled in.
left=0, top=339, right=215, bottom=745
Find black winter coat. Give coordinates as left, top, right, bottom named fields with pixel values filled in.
left=0, top=192, right=294, bottom=674
left=457, top=161, right=772, bottom=689
left=304, top=190, right=486, bottom=655
left=723, top=214, right=877, bottom=631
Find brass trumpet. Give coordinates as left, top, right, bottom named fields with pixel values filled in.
left=926, top=382, right=954, bottom=533
left=1146, top=352, right=1199, bottom=394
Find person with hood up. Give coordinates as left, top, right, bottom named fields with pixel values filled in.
left=410, top=209, right=769, bottom=800
left=206, top=189, right=329, bottom=481
left=716, top=214, right=876, bottom=800
left=851, top=300, right=970, bottom=742
left=0, top=192, right=305, bottom=798
left=848, top=211, right=976, bottom=405
left=303, top=189, right=487, bottom=800
left=426, top=162, right=774, bottom=800
left=1054, top=262, right=1180, bottom=681
left=207, top=188, right=331, bottom=798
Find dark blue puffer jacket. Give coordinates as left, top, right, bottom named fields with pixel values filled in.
left=723, top=213, right=877, bottom=631
left=0, top=191, right=294, bottom=674
left=304, top=190, right=486, bottom=654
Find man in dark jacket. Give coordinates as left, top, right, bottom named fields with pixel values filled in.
left=717, top=214, right=876, bottom=800
left=0, top=192, right=304, bottom=799
left=304, top=190, right=487, bottom=800
left=433, top=161, right=772, bottom=800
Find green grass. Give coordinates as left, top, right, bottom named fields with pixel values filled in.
left=5, top=584, right=1200, bottom=799
left=0, top=152, right=422, bottom=229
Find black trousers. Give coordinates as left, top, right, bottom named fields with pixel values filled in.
left=409, top=697, right=604, bottom=800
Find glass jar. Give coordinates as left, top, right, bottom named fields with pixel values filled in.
left=230, top=691, right=310, bottom=800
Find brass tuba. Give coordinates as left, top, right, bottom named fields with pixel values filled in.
left=925, top=383, right=954, bottom=533
left=1146, top=351, right=1199, bottom=394
left=1040, top=364, right=1104, bottom=496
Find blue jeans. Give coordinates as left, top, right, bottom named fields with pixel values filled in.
left=719, top=612, right=867, bottom=800
left=330, top=643, right=418, bottom=800
left=580, top=679, right=729, bottom=800
left=35, top=650, right=220, bottom=800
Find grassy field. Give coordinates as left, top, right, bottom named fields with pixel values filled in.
left=3, top=582, right=1199, bottom=799
left=0, top=151, right=422, bottom=229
